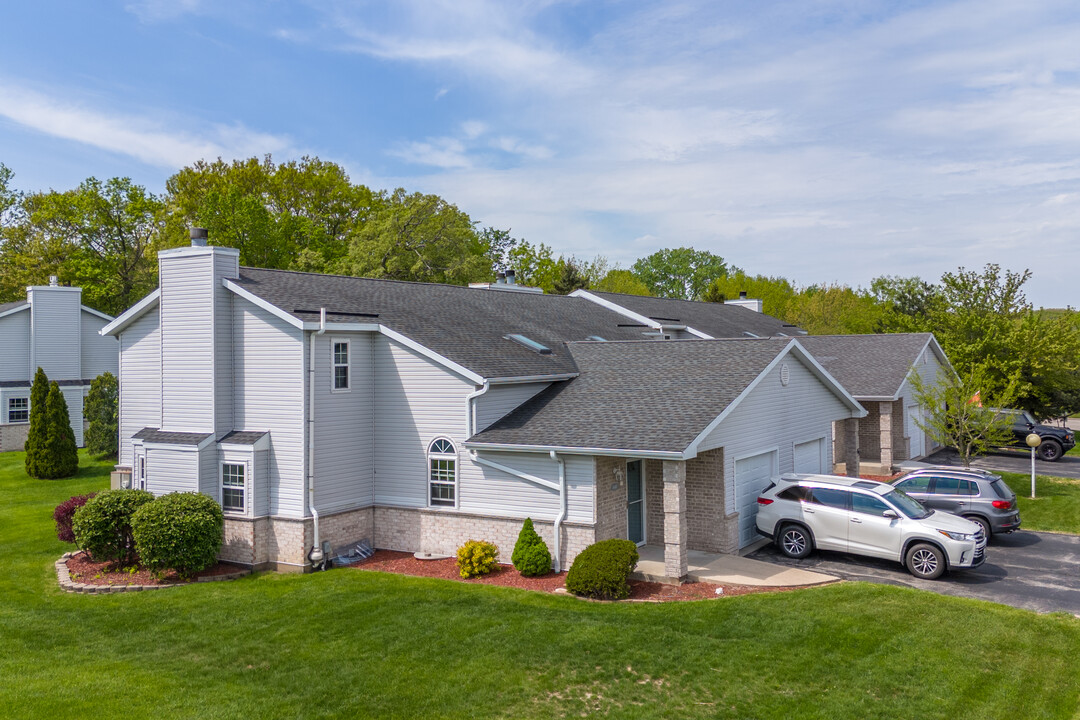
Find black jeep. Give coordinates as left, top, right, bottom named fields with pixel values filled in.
left=993, top=408, right=1076, bottom=461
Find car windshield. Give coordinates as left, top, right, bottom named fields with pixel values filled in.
left=883, top=489, right=932, bottom=519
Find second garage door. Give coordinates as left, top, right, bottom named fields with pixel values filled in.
left=735, top=451, right=777, bottom=548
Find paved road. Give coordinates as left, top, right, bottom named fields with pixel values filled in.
left=751, top=530, right=1080, bottom=615
left=923, top=447, right=1080, bottom=480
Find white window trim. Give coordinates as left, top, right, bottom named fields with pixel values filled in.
left=220, top=460, right=250, bottom=516
left=7, top=397, right=29, bottom=424
left=427, top=437, right=459, bottom=509
left=331, top=337, right=351, bottom=393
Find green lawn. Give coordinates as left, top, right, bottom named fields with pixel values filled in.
left=3, top=452, right=1080, bottom=719
left=1000, top=471, right=1080, bottom=534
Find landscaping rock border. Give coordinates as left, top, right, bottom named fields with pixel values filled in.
left=55, top=552, right=250, bottom=594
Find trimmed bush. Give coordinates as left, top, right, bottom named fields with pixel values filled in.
left=456, top=539, right=499, bottom=579
left=565, top=539, right=639, bottom=600
left=53, top=493, right=98, bottom=543
left=511, top=518, right=552, bottom=577
left=132, top=492, right=224, bottom=579
left=72, top=489, right=155, bottom=563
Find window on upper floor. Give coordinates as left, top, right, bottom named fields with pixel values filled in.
left=7, top=397, right=28, bottom=423
left=221, top=462, right=246, bottom=513
left=332, top=339, right=350, bottom=391
left=428, top=438, right=457, bottom=507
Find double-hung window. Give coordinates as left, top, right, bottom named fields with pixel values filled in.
left=428, top=438, right=457, bottom=507
left=332, top=340, right=350, bottom=391
left=7, top=397, right=28, bottom=423
left=221, top=463, right=246, bottom=513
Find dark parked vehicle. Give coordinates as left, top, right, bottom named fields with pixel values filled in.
left=891, top=467, right=1020, bottom=539
left=993, top=408, right=1075, bottom=461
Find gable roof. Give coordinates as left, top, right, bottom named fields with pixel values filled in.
left=467, top=338, right=863, bottom=457
left=572, top=290, right=801, bottom=338
left=0, top=300, right=28, bottom=319
left=231, top=267, right=668, bottom=380
left=795, top=333, right=951, bottom=401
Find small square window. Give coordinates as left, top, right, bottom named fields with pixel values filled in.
left=7, top=397, right=28, bottom=423
left=222, top=463, right=246, bottom=513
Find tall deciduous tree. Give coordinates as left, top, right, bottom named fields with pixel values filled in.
left=910, top=370, right=1016, bottom=467
left=507, top=240, right=559, bottom=292
left=84, top=372, right=119, bottom=458
left=701, top=272, right=798, bottom=318
left=592, top=269, right=652, bottom=296
left=631, top=247, right=734, bottom=300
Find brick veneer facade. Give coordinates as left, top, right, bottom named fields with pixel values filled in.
left=0, top=423, right=30, bottom=453
left=594, top=456, right=628, bottom=542
left=684, top=448, right=737, bottom=554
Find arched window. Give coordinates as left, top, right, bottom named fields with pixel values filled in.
left=428, top=438, right=457, bottom=507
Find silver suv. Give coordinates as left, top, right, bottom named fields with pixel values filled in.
left=891, top=467, right=1020, bottom=539
left=756, top=474, right=986, bottom=580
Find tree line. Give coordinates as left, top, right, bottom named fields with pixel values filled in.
left=2, top=156, right=1078, bottom=420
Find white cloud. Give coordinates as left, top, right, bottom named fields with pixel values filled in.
left=387, top=137, right=472, bottom=169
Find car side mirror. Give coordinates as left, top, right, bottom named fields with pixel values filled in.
left=882, top=510, right=898, bottom=519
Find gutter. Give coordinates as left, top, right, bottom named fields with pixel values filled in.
left=465, top=381, right=491, bottom=438
left=307, top=308, right=326, bottom=568
left=550, top=450, right=567, bottom=573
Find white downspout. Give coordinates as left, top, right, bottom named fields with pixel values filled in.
left=465, top=380, right=490, bottom=437
left=550, top=450, right=567, bottom=573
left=307, top=308, right=326, bottom=567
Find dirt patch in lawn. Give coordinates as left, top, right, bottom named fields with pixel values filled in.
left=65, top=551, right=245, bottom=586
left=348, top=550, right=804, bottom=602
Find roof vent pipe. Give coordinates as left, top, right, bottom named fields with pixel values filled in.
left=739, top=291, right=747, bottom=299
left=506, top=269, right=516, bottom=285
left=496, top=271, right=506, bottom=285
left=48, top=275, right=58, bottom=287
left=190, top=227, right=209, bottom=247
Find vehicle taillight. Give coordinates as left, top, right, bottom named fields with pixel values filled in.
left=757, top=497, right=774, bottom=506
left=991, top=500, right=1012, bottom=509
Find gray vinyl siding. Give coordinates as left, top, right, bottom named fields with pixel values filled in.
left=80, top=311, right=119, bottom=379
left=255, top=448, right=270, bottom=517
left=60, top=387, right=85, bottom=447
left=699, top=356, right=851, bottom=515
left=118, top=310, right=161, bottom=468
left=160, top=254, right=215, bottom=432
left=145, top=447, right=199, bottom=495
left=30, top=290, right=81, bottom=380
left=897, top=347, right=946, bottom=456
left=474, top=383, right=551, bottom=433
left=374, top=335, right=473, bottom=507
left=0, top=310, right=30, bottom=380
left=231, top=297, right=306, bottom=517
left=458, top=451, right=594, bottom=523
left=214, top=252, right=238, bottom=438
left=199, top=444, right=219, bottom=499
left=313, top=332, right=375, bottom=514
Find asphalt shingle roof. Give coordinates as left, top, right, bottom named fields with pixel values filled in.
left=0, top=300, right=28, bottom=315
left=133, top=428, right=213, bottom=445
left=586, top=291, right=801, bottom=338
left=469, top=338, right=793, bottom=453
left=233, top=268, right=673, bottom=379
left=220, top=430, right=268, bottom=445
left=795, top=333, right=936, bottom=399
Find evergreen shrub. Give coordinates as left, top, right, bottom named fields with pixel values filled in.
left=72, top=489, right=155, bottom=563
left=132, top=492, right=224, bottom=579
left=511, top=518, right=552, bottom=576
left=37, top=382, right=79, bottom=478
left=23, top=368, right=50, bottom=478
left=565, top=539, right=639, bottom=600
left=84, top=372, right=119, bottom=458
left=456, top=539, right=499, bottom=578
left=53, top=493, right=98, bottom=543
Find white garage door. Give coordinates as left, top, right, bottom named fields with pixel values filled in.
left=735, top=451, right=777, bottom=547
left=794, top=439, right=824, bottom=475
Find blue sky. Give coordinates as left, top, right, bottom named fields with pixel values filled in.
left=2, top=1, right=1079, bottom=307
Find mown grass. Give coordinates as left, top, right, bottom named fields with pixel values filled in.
left=3, top=451, right=1080, bottom=719
left=1001, top=471, right=1080, bottom=534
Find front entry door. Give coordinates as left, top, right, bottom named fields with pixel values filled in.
left=627, top=460, right=645, bottom=545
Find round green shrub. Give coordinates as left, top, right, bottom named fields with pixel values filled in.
left=456, top=539, right=499, bottom=579
left=72, top=489, right=155, bottom=563
left=565, top=539, right=640, bottom=600
left=518, top=540, right=552, bottom=577
left=131, top=492, right=223, bottom=579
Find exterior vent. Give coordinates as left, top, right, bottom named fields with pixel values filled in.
left=190, top=227, right=209, bottom=247
left=504, top=334, right=552, bottom=354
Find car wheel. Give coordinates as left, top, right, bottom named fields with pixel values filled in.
left=777, top=524, right=812, bottom=559
left=905, top=543, right=946, bottom=580
left=1037, top=440, right=1062, bottom=462
left=964, top=515, right=992, bottom=540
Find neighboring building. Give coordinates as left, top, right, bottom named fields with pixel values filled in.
left=103, top=235, right=864, bottom=577
left=0, top=281, right=118, bottom=452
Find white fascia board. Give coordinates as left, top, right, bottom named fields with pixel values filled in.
left=685, top=326, right=714, bottom=339
left=487, top=373, right=578, bottom=385
left=80, top=306, right=114, bottom=322
left=222, top=279, right=305, bottom=330
left=100, top=290, right=160, bottom=336
left=378, top=325, right=485, bottom=385
left=301, top=322, right=380, bottom=332
left=568, top=290, right=662, bottom=329
left=464, top=441, right=683, bottom=460
left=895, top=335, right=958, bottom=401
left=926, top=334, right=958, bottom=379
left=0, top=304, right=28, bottom=320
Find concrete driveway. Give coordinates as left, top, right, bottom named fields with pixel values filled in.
left=923, top=447, right=1080, bottom=479
left=750, top=530, right=1080, bottom=615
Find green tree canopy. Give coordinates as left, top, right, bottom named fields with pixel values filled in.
left=592, top=269, right=652, bottom=296
left=631, top=247, right=734, bottom=300
left=85, top=372, right=119, bottom=458
left=701, top=272, right=798, bottom=318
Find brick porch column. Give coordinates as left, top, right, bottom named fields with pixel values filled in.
left=842, top=418, right=860, bottom=477
left=662, top=460, right=687, bottom=580
left=879, top=402, right=893, bottom=472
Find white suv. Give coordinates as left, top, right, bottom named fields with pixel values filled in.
left=755, top=474, right=986, bottom=580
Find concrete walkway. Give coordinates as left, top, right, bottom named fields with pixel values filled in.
left=633, top=545, right=837, bottom=587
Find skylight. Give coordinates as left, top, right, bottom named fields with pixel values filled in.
left=587, top=335, right=607, bottom=342
left=504, top=334, right=552, bottom=354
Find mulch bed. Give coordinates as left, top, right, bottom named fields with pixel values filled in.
left=347, top=550, right=803, bottom=602
left=65, top=551, right=244, bottom=586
